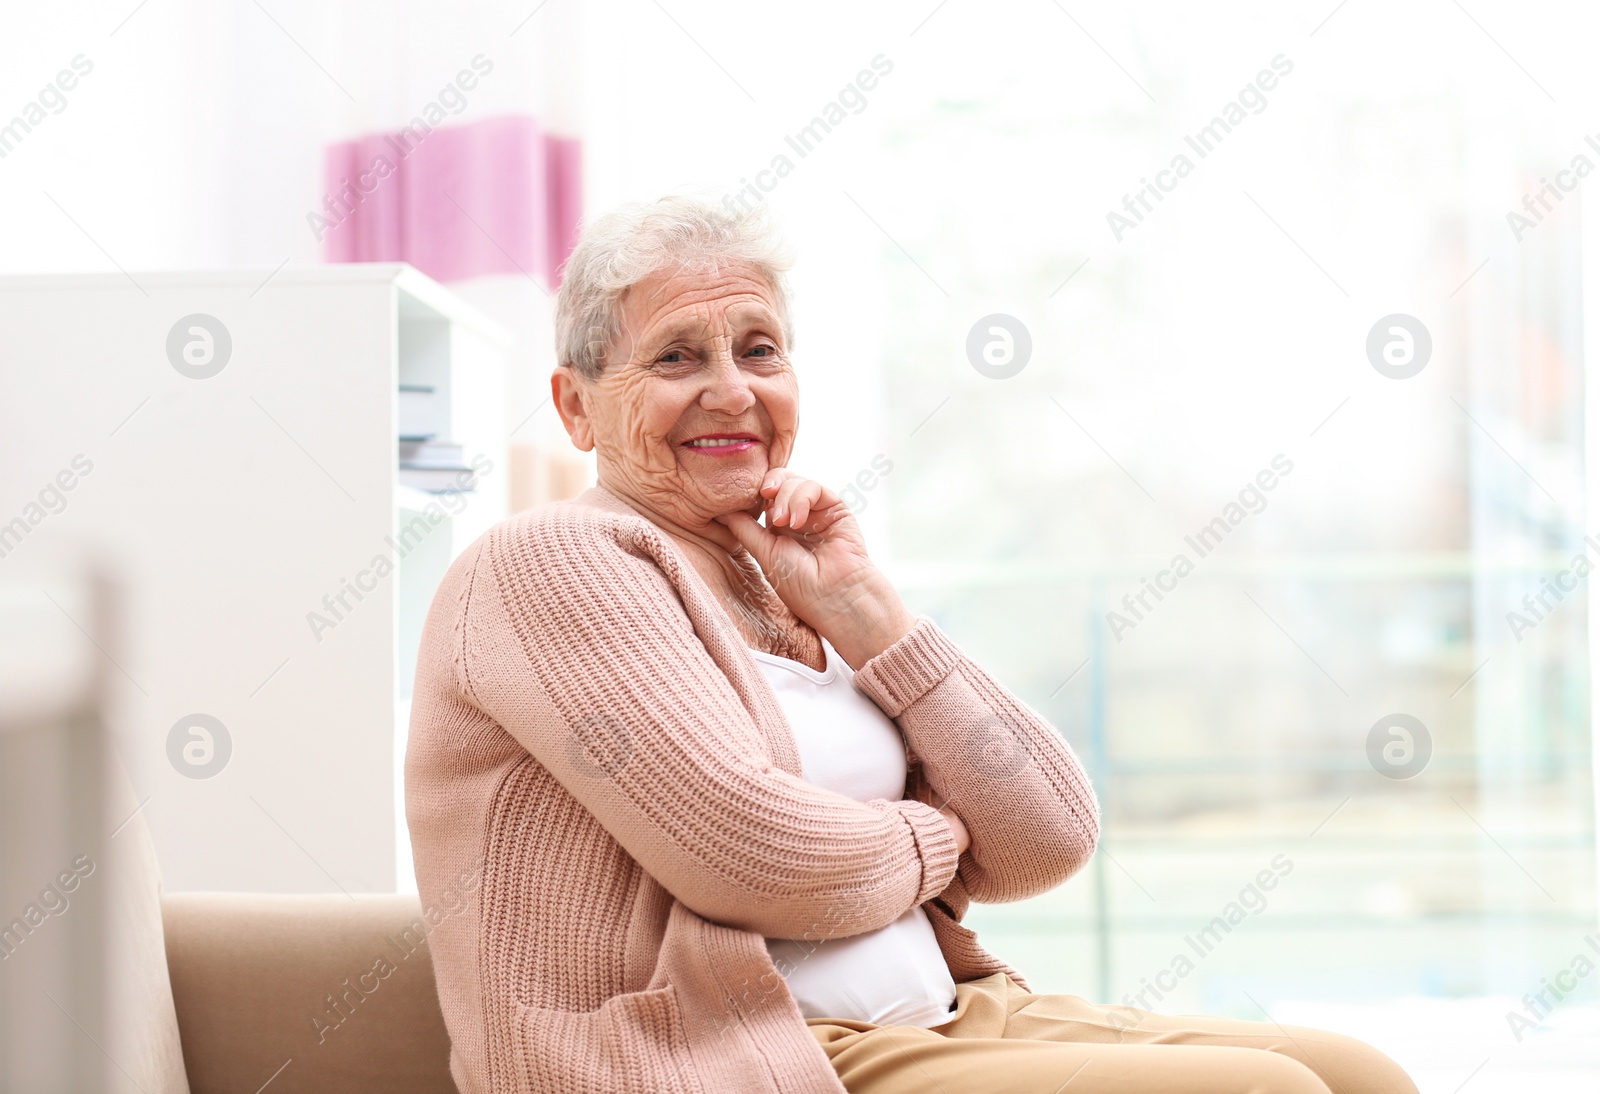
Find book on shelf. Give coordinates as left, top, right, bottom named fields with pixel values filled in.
left=399, top=439, right=477, bottom=493
left=399, top=439, right=466, bottom=469
left=399, top=466, right=478, bottom=493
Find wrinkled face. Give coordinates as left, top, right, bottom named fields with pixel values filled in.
left=559, top=262, right=798, bottom=529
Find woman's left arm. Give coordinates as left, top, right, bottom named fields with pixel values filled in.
left=719, top=469, right=1100, bottom=905
left=853, top=617, right=1100, bottom=903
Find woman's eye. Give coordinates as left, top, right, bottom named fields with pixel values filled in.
left=747, top=344, right=776, bottom=358
left=658, top=351, right=686, bottom=364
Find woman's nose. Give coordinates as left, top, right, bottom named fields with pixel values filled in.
left=699, top=356, right=756, bottom=415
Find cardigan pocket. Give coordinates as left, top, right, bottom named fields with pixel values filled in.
left=509, top=983, right=704, bottom=1094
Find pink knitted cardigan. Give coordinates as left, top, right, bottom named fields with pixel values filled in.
left=405, top=486, right=1100, bottom=1093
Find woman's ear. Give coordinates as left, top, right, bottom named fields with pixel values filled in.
left=551, top=367, right=594, bottom=452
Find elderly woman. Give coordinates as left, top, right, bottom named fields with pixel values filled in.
left=406, top=196, right=1417, bottom=1094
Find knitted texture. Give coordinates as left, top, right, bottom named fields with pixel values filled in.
left=405, top=486, right=1101, bottom=1093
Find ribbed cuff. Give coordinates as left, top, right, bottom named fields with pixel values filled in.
left=895, top=798, right=960, bottom=905
left=853, top=616, right=962, bottom=717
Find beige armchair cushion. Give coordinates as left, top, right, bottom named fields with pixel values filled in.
left=163, top=892, right=455, bottom=1094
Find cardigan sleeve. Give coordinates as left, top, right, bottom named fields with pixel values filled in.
left=452, top=511, right=960, bottom=941
left=853, top=617, right=1100, bottom=904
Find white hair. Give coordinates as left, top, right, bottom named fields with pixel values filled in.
left=554, top=194, right=795, bottom=379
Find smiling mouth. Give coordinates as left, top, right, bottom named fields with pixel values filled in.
left=681, top=433, right=761, bottom=453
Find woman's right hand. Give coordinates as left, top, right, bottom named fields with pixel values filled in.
left=940, top=805, right=971, bottom=854
left=716, top=469, right=915, bottom=671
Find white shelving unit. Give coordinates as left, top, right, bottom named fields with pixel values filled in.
left=0, top=265, right=509, bottom=894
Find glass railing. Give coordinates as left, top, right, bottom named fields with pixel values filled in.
left=889, top=554, right=1597, bottom=1013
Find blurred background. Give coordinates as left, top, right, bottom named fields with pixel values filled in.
left=2, top=0, right=1598, bottom=1089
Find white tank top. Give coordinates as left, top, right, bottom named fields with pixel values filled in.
left=749, top=640, right=958, bottom=1028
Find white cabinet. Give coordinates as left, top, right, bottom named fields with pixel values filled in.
left=0, top=265, right=508, bottom=893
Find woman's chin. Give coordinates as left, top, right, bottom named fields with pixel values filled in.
left=705, top=488, right=765, bottom=521
left=686, top=478, right=765, bottom=523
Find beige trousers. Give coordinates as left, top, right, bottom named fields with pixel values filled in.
left=807, top=973, right=1419, bottom=1094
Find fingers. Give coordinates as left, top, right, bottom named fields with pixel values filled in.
left=772, top=478, right=821, bottom=529
left=722, top=510, right=825, bottom=595
left=719, top=511, right=780, bottom=573
left=759, top=469, right=796, bottom=523
left=724, top=511, right=815, bottom=599
left=939, top=805, right=972, bottom=855
left=762, top=469, right=840, bottom=530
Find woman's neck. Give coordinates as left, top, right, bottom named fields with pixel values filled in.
left=593, top=479, right=825, bottom=670
left=596, top=474, right=742, bottom=550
